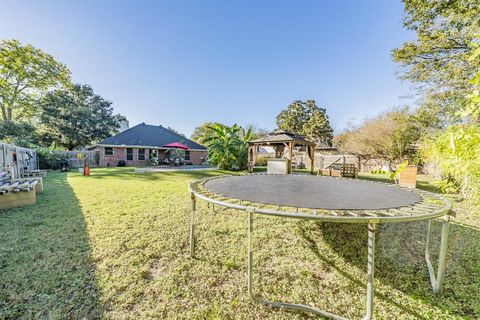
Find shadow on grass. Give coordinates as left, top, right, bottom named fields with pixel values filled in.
left=0, top=173, right=104, bottom=319
left=80, top=167, right=231, bottom=182
left=298, top=217, right=480, bottom=319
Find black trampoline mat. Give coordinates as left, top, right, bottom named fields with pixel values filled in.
left=203, top=175, right=421, bottom=210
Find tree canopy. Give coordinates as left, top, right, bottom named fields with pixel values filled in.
left=190, top=122, right=218, bottom=145
left=38, top=84, right=125, bottom=150
left=392, top=1, right=480, bottom=201
left=333, top=108, right=422, bottom=166
left=0, top=39, right=126, bottom=150
left=392, top=0, right=480, bottom=117
left=0, top=39, right=71, bottom=121
left=0, top=120, right=37, bottom=147
left=276, top=100, right=333, bottom=146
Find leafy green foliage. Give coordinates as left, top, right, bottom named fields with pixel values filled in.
left=389, top=160, right=409, bottom=182
left=334, top=108, right=421, bottom=165
left=254, top=154, right=273, bottom=166
left=243, top=124, right=269, bottom=140
left=36, top=143, right=64, bottom=169
left=422, top=124, right=480, bottom=200
left=0, top=40, right=125, bottom=151
left=276, top=100, right=333, bottom=145
left=0, top=39, right=71, bottom=121
left=0, top=120, right=37, bottom=147
left=420, top=38, right=480, bottom=201
left=190, top=122, right=218, bottom=144
left=204, top=123, right=251, bottom=170
left=392, top=0, right=480, bottom=115
left=37, top=84, right=125, bottom=150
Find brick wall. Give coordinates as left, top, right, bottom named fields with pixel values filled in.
left=100, top=147, right=150, bottom=167
left=189, top=151, right=207, bottom=165
left=99, top=147, right=207, bottom=167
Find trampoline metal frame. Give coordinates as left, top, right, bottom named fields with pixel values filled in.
left=188, top=175, right=452, bottom=320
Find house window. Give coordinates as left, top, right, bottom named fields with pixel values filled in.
left=138, top=148, right=145, bottom=160
left=105, top=147, right=113, bottom=156
left=184, top=150, right=190, bottom=161
left=127, top=148, right=133, bottom=161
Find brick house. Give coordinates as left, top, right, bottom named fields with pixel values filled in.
left=91, top=123, right=207, bottom=167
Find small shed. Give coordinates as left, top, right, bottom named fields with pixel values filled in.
left=248, top=130, right=316, bottom=174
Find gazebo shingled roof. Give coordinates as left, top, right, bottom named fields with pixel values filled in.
left=247, top=130, right=316, bottom=174
left=249, top=130, right=316, bottom=146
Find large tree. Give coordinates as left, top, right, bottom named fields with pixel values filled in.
left=190, top=122, right=217, bottom=144
left=38, top=84, right=125, bottom=150
left=392, top=0, right=480, bottom=117
left=333, top=108, right=421, bottom=167
left=0, top=120, right=37, bottom=147
left=0, top=39, right=71, bottom=121
left=276, top=99, right=333, bottom=145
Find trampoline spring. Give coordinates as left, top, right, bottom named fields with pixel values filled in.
left=391, top=209, right=415, bottom=216
left=360, top=211, right=378, bottom=217
left=346, top=211, right=358, bottom=217
left=376, top=210, right=395, bottom=217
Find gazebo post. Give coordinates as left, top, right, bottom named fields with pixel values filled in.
left=288, top=142, right=293, bottom=174
left=248, top=144, right=256, bottom=173
left=310, top=145, right=315, bottom=175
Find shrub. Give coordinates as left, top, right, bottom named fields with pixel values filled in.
left=255, top=155, right=270, bottom=166
left=36, top=147, right=62, bottom=170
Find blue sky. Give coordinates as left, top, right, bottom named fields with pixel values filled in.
left=0, top=0, right=413, bottom=136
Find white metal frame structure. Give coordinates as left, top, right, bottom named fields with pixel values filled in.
left=188, top=175, right=452, bottom=320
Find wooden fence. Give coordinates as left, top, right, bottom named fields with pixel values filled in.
left=53, top=150, right=100, bottom=168
left=293, top=152, right=360, bottom=170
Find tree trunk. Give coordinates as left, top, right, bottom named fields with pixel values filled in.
left=1, top=105, right=7, bottom=121
left=6, top=108, right=12, bottom=121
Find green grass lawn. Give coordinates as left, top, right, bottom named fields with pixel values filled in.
left=1, top=168, right=479, bottom=319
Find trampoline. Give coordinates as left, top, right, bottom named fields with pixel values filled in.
left=188, top=174, right=452, bottom=320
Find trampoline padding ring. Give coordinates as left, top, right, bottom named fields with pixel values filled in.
left=203, top=175, right=421, bottom=210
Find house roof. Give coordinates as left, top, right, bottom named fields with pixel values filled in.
left=97, top=123, right=207, bottom=150
left=249, top=130, right=316, bottom=146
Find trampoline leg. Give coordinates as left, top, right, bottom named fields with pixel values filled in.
left=364, top=222, right=377, bottom=320
left=247, top=210, right=254, bottom=299
left=246, top=210, right=349, bottom=320
left=189, top=193, right=196, bottom=257
left=425, top=215, right=450, bottom=293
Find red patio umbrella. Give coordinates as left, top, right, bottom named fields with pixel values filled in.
left=163, top=142, right=189, bottom=150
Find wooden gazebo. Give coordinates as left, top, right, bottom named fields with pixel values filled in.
left=248, top=130, right=316, bottom=174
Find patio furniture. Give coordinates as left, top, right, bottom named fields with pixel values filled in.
left=187, top=174, right=452, bottom=320
left=318, top=163, right=358, bottom=178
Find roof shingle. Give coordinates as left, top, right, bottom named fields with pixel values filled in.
left=98, top=123, right=206, bottom=150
